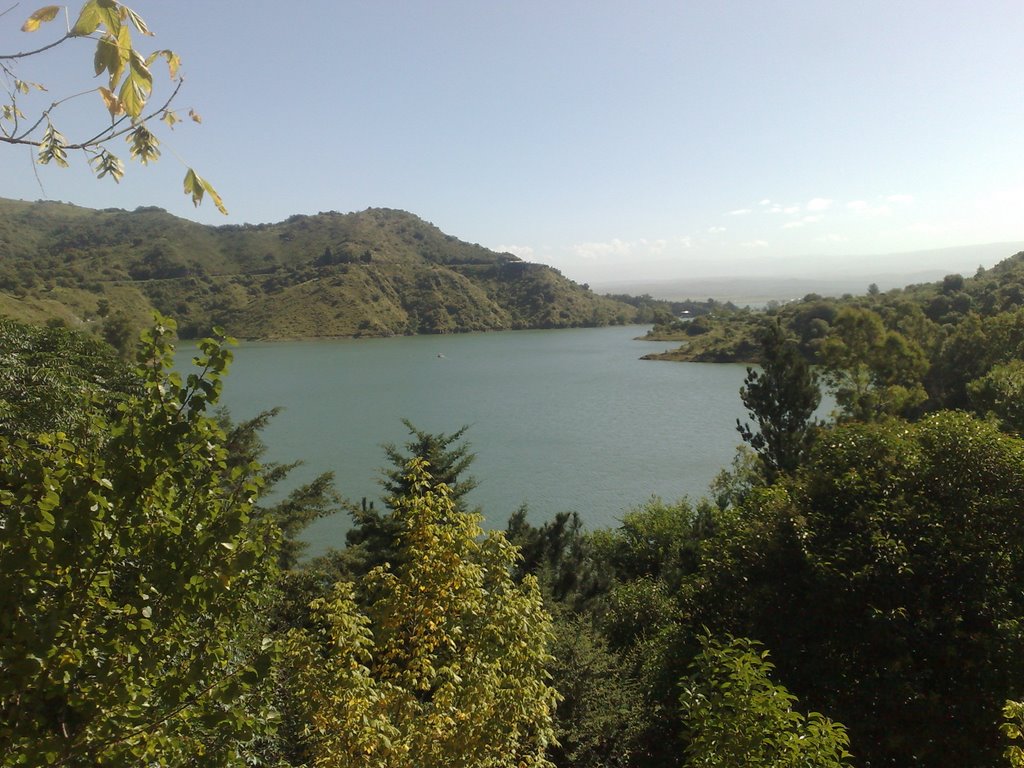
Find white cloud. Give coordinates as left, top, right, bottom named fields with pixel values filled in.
left=806, top=197, right=833, bottom=212
left=571, top=238, right=633, bottom=260
left=818, top=234, right=847, bottom=243
left=783, top=205, right=801, bottom=214
left=782, top=221, right=804, bottom=229
left=707, top=226, right=727, bottom=234
left=905, top=221, right=946, bottom=235
left=639, top=238, right=671, bottom=253
left=886, top=194, right=914, bottom=204
left=729, top=208, right=752, bottom=216
left=570, top=236, right=690, bottom=261
left=849, top=203, right=892, bottom=218
left=759, top=199, right=772, bottom=206
left=740, top=239, right=769, bottom=248
left=496, top=244, right=535, bottom=259
left=802, top=215, right=822, bottom=224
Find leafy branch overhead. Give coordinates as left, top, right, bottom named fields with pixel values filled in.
left=2, top=2, right=225, bottom=213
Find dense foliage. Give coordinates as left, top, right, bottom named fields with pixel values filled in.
left=0, top=321, right=278, bottom=765
left=5, top=245, right=1024, bottom=767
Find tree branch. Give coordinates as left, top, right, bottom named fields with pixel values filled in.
left=0, top=32, right=73, bottom=61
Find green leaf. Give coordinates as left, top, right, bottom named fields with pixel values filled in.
left=71, top=2, right=103, bottom=36
left=93, top=37, right=122, bottom=80
left=118, top=51, right=152, bottom=119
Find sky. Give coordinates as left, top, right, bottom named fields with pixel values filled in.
left=3, top=1, right=1024, bottom=284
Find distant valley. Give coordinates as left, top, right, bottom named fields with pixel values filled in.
left=593, top=242, right=1024, bottom=305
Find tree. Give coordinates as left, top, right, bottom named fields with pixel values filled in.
left=1003, top=700, right=1024, bottom=767
left=819, top=306, right=928, bottom=420
left=681, top=635, right=852, bottom=768
left=967, top=359, right=1024, bottom=436
left=544, top=617, right=647, bottom=768
left=0, top=317, right=279, bottom=765
left=0, top=317, right=138, bottom=439
left=287, top=459, right=558, bottom=768
left=220, top=408, right=342, bottom=571
left=2, top=1, right=224, bottom=211
left=334, top=420, right=477, bottom=581
left=506, top=507, right=610, bottom=612
left=695, top=412, right=1024, bottom=768
left=736, top=319, right=821, bottom=480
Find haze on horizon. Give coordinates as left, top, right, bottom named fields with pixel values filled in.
left=3, top=1, right=1022, bottom=286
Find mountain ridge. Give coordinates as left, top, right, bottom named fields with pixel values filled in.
left=0, top=199, right=635, bottom=340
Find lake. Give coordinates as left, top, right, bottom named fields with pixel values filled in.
left=181, top=325, right=751, bottom=556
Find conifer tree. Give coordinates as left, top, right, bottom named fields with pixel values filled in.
left=736, top=320, right=821, bottom=480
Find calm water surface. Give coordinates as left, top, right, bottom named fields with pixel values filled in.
left=181, top=326, right=749, bottom=555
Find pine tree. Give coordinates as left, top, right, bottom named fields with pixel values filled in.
left=736, top=320, right=821, bottom=480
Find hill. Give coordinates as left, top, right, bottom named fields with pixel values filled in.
left=0, top=199, right=634, bottom=339
left=639, top=248, right=1024, bottom=364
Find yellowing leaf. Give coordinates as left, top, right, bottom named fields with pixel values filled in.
left=146, top=49, right=182, bottom=80
left=124, top=6, right=151, bottom=35
left=183, top=168, right=227, bottom=215
left=188, top=108, right=202, bottom=124
left=98, top=86, right=123, bottom=117
left=38, top=122, right=68, bottom=167
left=127, top=124, right=160, bottom=164
left=21, top=5, right=61, bottom=32
left=90, top=149, right=124, bottom=181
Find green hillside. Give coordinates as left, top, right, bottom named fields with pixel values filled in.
left=0, top=199, right=634, bottom=339
left=641, top=249, right=1024, bottom=364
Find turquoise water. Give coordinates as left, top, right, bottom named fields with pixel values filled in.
left=180, top=326, right=750, bottom=555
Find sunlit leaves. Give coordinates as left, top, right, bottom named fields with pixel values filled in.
left=0, top=315, right=279, bottom=763
left=127, top=123, right=159, bottom=164
left=90, top=148, right=124, bottom=180
left=6, top=1, right=227, bottom=213
left=97, top=85, right=121, bottom=117
left=118, top=49, right=152, bottom=119
left=37, top=122, right=68, bottom=166
left=1004, top=700, right=1024, bottom=768
left=146, top=48, right=181, bottom=79
left=291, top=460, right=558, bottom=768
left=184, top=168, right=228, bottom=215
left=20, top=5, right=61, bottom=32
left=71, top=0, right=111, bottom=37
left=681, top=635, right=853, bottom=768
left=93, top=35, right=124, bottom=84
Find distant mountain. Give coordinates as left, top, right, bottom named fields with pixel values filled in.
left=593, top=242, right=1024, bottom=306
left=0, top=199, right=634, bottom=339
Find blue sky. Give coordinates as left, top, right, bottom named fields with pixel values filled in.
left=3, top=1, right=1024, bottom=283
